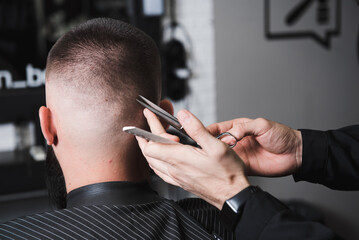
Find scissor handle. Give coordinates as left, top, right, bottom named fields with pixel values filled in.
left=216, top=132, right=238, bottom=148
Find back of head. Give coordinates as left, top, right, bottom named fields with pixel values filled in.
left=46, top=18, right=161, bottom=153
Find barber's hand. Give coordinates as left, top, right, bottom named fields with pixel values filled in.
left=136, top=109, right=250, bottom=209
left=207, top=118, right=302, bottom=177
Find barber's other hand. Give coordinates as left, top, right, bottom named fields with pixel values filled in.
left=136, top=109, right=250, bottom=209
left=207, top=118, right=302, bottom=177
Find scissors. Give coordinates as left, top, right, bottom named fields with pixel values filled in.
left=136, top=95, right=239, bottom=148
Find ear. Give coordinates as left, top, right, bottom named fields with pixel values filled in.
left=159, top=99, right=174, bottom=130
left=39, top=106, right=57, bottom=145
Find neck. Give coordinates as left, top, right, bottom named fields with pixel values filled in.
left=55, top=144, right=150, bottom=193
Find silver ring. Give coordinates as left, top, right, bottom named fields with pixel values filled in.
left=216, top=132, right=238, bottom=148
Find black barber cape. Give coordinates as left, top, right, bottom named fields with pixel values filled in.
left=233, top=126, right=359, bottom=240
left=0, top=181, right=234, bottom=240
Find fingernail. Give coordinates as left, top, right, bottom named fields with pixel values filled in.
left=143, top=108, right=148, bottom=118
left=178, top=110, right=191, bottom=124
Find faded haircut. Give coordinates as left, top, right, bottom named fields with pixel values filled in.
left=44, top=18, right=161, bottom=209
left=46, top=17, right=161, bottom=105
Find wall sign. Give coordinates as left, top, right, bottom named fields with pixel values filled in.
left=264, top=0, right=341, bottom=49
left=0, top=65, right=45, bottom=90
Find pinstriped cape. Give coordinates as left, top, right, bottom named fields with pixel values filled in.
left=0, top=198, right=234, bottom=240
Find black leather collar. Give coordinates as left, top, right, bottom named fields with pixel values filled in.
left=66, top=181, right=163, bottom=208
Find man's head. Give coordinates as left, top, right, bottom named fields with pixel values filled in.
left=40, top=18, right=172, bottom=201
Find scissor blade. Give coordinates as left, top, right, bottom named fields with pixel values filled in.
left=136, top=95, right=201, bottom=149
left=137, top=95, right=182, bottom=130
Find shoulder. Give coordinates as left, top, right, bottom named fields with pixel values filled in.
left=0, top=201, right=215, bottom=240
left=177, top=198, right=235, bottom=240
left=177, top=197, right=219, bottom=214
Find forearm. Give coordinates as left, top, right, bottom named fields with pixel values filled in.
left=233, top=190, right=339, bottom=239
left=294, top=125, right=359, bottom=190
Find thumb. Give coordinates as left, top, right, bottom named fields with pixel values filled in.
left=177, top=110, right=219, bottom=149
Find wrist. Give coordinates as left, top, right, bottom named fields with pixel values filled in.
left=218, top=176, right=250, bottom=210
left=220, top=185, right=261, bottom=230
left=294, top=130, right=303, bottom=171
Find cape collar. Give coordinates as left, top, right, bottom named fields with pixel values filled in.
left=66, top=181, right=162, bottom=208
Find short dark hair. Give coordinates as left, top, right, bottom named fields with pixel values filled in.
left=44, top=18, right=161, bottom=209
left=46, top=17, right=161, bottom=103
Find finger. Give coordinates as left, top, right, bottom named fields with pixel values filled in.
left=213, top=118, right=254, bottom=141
left=231, top=118, right=270, bottom=140
left=136, top=135, right=181, bottom=186
left=150, top=165, right=179, bottom=186
left=217, top=134, right=237, bottom=146
left=135, top=136, right=150, bottom=160
left=177, top=110, right=219, bottom=150
left=146, top=157, right=178, bottom=184
left=143, top=108, right=180, bottom=142
left=207, top=119, right=239, bottom=136
left=135, top=136, right=147, bottom=149
left=234, top=118, right=254, bottom=125
left=161, top=133, right=180, bottom=142
left=206, top=118, right=253, bottom=137
left=144, top=108, right=167, bottom=135
left=142, top=141, right=189, bottom=163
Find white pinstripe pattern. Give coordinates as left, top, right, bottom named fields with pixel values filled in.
left=4, top=221, right=44, bottom=240
left=0, top=198, right=233, bottom=240
left=107, top=206, right=152, bottom=239
left=41, top=211, right=91, bottom=239
left=100, top=205, right=141, bottom=240
left=177, top=198, right=235, bottom=240
left=92, top=206, right=137, bottom=240
left=86, top=206, right=135, bottom=239
left=159, top=201, right=210, bottom=239
left=0, top=233, right=15, bottom=240
left=148, top=203, right=184, bottom=235
left=150, top=202, right=193, bottom=235
left=137, top=204, right=181, bottom=240
left=123, top=206, right=162, bottom=239
left=76, top=208, right=122, bottom=239
left=113, top=205, right=155, bottom=238
left=53, top=210, right=100, bottom=239
left=129, top=203, right=181, bottom=239
left=103, top=205, right=148, bottom=240
left=163, top=201, right=211, bottom=239
left=18, top=217, right=66, bottom=239
left=36, top=214, right=81, bottom=239
left=60, top=209, right=109, bottom=239
left=107, top=206, right=150, bottom=239
left=5, top=221, right=47, bottom=239
left=137, top=203, right=182, bottom=239
left=0, top=227, right=27, bottom=240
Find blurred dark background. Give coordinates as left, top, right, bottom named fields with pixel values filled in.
left=0, top=0, right=164, bottom=221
